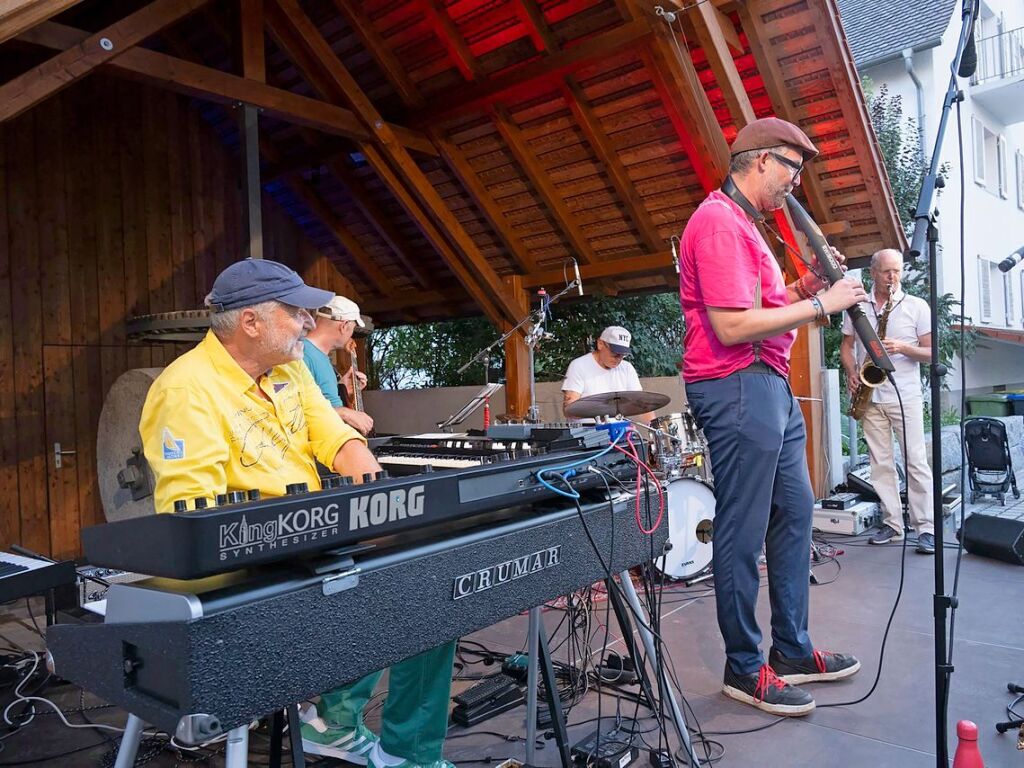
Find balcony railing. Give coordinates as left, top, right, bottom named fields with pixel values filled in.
left=972, top=26, right=1024, bottom=86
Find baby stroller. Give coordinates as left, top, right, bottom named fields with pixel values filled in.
left=963, top=417, right=1020, bottom=505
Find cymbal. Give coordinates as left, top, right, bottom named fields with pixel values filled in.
left=564, top=390, right=670, bottom=418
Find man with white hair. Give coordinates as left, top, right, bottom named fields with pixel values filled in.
left=840, top=248, right=934, bottom=553
left=140, top=259, right=458, bottom=768
left=303, top=295, right=374, bottom=436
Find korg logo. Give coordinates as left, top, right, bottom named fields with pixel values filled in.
left=217, top=485, right=426, bottom=561
left=452, top=546, right=562, bottom=600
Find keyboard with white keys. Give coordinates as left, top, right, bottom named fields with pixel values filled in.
left=374, top=433, right=537, bottom=474
left=0, top=550, right=76, bottom=603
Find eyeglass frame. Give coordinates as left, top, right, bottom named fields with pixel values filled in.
left=767, top=151, right=804, bottom=179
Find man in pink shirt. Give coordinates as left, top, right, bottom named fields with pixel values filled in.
left=680, top=118, right=866, bottom=716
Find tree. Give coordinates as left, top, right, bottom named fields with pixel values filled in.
left=365, top=292, right=683, bottom=390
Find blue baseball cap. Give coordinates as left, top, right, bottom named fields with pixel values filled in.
left=207, top=259, right=334, bottom=311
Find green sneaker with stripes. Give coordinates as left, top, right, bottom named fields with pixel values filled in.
left=299, top=711, right=379, bottom=764
left=367, top=742, right=456, bottom=768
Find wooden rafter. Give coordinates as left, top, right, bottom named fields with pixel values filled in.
left=0, top=0, right=82, bottom=44
left=420, top=0, right=481, bottom=82
left=19, top=21, right=436, bottom=154
left=269, top=0, right=523, bottom=326
left=490, top=103, right=598, bottom=265
left=364, top=287, right=467, bottom=314
left=522, top=251, right=675, bottom=288
left=688, top=2, right=755, bottom=127
left=639, top=26, right=729, bottom=193
left=414, top=19, right=652, bottom=124
left=330, top=0, right=424, bottom=108
left=562, top=76, right=663, bottom=253
left=325, top=158, right=435, bottom=290
left=430, top=130, right=540, bottom=274
left=0, top=0, right=209, bottom=122
left=239, top=0, right=264, bottom=82
left=515, top=0, right=557, bottom=53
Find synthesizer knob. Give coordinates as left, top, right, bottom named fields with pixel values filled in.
left=173, top=500, right=188, bottom=514
left=374, top=470, right=390, bottom=481
left=193, top=497, right=208, bottom=510
left=337, top=476, right=354, bottom=486
left=321, top=474, right=342, bottom=489
left=422, top=464, right=434, bottom=473
left=247, top=489, right=261, bottom=501
left=362, top=473, right=374, bottom=484
left=285, top=482, right=308, bottom=495
left=216, top=493, right=229, bottom=506
left=228, top=491, right=246, bottom=504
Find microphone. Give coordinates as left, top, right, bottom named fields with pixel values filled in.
left=958, top=0, right=980, bottom=78
left=998, top=246, right=1024, bottom=273
left=573, top=259, right=584, bottom=296
left=670, top=236, right=680, bottom=274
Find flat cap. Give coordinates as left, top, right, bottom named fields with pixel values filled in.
left=730, top=117, right=818, bottom=161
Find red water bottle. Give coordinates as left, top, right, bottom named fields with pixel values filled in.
left=952, top=720, right=984, bottom=768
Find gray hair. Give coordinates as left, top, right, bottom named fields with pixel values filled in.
left=205, top=293, right=276, bottom=337
left=729, top=144, right=785, bottom=175
left=870, top=248, right=903, bottom=270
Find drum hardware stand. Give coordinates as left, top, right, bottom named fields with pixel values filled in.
left=457, top=278, right=580, bottom=424
left=114, top=715, right=255, bottom=768
left=523, top=567, right=700, bottom=768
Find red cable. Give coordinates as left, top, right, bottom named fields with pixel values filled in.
left=611, top=432, right=665, bottom=534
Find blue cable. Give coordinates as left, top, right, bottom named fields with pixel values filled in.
left=534, top=429, right=631, bottom=499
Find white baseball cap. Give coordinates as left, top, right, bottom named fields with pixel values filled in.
left=316, top=296, right=366, bottom=327
left=599, top=326, right=632, bottom=356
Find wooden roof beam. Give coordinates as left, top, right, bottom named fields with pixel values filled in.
left=270, top=0, right=521, bottom=325
left=17, top=21, right=434, bottom=151
left=330, top=0, right=424, bottom=108
left=688, top=1, right=754, bottom=127
left=325, top=157, right=435, bottom=290
left=490, top=103, right=598, bottom=266
left=419, top=0, right=482, bottom=82
left=516, top=0, right=558, bottom=53
left=0, top=0, right=208, bottom=122
left=413, top=18, right=652, bottom=124
left=430, top=130, right=541, bottom=274
left=0, top=0, right=83, bottom=45
left=562, top=76, right=663, bottom=253
left=639, top=24, right=729, bottom=193
left=522, top=251, right=676, bottom=288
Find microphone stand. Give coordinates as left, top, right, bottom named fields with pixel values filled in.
left=906, top=2, right=979, bottom=764
left=456, top=280, right=580, bottom=423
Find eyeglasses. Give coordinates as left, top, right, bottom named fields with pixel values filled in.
left=768, top=151, right=803, bottom=178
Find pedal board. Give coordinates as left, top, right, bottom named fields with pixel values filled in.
left=451, top=675, right=525, bottom=727
left=570, top=726, right=639, bottom=768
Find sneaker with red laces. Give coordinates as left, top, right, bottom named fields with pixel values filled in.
left=769, top=647, right=861, bottom=684
left=722, top=663, right=815, bottom=716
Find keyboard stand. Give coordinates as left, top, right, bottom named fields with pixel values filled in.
left=268, top=704, right=305, bottom=768
left=523, top=568, right=700, bottom=768
left=113, top=713, right=254, bottom=768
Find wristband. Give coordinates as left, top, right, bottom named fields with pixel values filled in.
left=808, top=296, right=825, bottom=320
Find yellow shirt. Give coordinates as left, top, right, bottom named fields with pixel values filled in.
left=140, top=331, right=365, bottom=513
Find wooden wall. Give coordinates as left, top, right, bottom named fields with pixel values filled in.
left=0, top=75, right=355, bottom=560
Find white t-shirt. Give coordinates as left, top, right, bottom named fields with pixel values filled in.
left=561, top=352, right=642, bottom=397
left=842, top=289, right=930, bottom=403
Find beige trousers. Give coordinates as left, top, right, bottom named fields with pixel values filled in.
left=862, top=399, right=934, bottom=535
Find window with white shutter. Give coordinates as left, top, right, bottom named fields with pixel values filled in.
left=979, top=257, right=993, bottom=322
left=1006, top=272, right=1017, bottom=324
left=973, top=116, right=986, bottom=185
left=998, top=135, right=1009, bottom=198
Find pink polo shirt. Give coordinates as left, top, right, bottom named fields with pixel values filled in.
left=679, top=190, right=795, bottom=382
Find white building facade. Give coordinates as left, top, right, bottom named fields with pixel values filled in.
left=838, top=0, right=1024, bottom=397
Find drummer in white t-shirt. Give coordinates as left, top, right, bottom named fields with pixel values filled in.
left=561, top=326, right=655, bottom=423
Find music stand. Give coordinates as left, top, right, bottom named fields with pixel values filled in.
left=436, top=382, right=503, bottom=431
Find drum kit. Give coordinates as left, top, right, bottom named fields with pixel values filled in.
left=564, top=391, right=715, bottom=582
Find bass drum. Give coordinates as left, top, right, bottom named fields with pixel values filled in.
left=655, top=477, right=715, bottom=580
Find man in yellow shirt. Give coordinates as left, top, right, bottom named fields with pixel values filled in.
left=140, top=259, right=457, bottom=768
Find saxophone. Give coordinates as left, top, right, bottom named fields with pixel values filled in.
left=849, top=285, right=895, bottom=421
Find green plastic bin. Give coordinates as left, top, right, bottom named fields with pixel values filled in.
left=966, top=393, right=1013, bottom=417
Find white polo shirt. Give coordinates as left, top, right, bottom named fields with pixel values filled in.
left=562, top=352, right=642, bottom=397
left=842, top=289, right=930, bottom=404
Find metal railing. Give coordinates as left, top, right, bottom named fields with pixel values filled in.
left=972, top=26, right=1024, bottom=86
